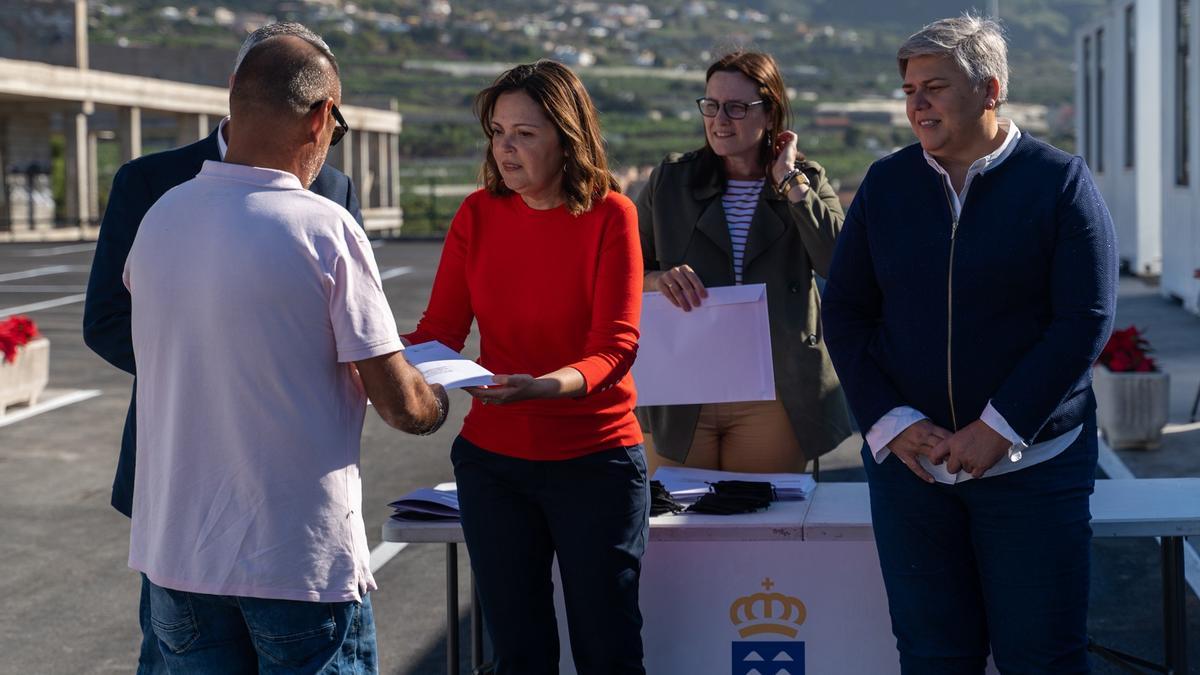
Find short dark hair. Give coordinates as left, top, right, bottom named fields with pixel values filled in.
left=233, top=22, right=338, bottom=76
left=475, top=60, right=619, bottom=216
left=229, top=35, right=339, bottom=117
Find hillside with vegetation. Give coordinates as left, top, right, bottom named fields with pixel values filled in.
left=27, top=0, right=1109, bottom=232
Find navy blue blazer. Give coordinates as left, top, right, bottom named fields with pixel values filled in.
left=82, top=128, right=362, bottom=517
left=821, top=135, right=1117, bottom=445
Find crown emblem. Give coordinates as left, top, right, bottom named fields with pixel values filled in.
left=729, top=578, right=807, bottom=638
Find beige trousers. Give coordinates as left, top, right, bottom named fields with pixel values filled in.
left=644, top=399, right=808, bottom=476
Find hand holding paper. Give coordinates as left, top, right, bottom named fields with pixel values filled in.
left=402, top=341, right=496, bottom=390
left=467, top=366, right=588, bottom=405
left=631, top=283, right=775, bottom=406
left=649, top=264, right=708, bottom=311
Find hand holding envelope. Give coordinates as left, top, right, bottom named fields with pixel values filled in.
left=631, top=283, right=775, bottom=406
left=402, top=341, right=496, bottom=390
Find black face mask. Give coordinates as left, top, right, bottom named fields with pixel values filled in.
left=649, top=480, right=685, bottom=516
left=684, top=480, right=777, bottom=515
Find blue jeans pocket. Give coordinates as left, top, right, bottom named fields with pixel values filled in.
left=622, top=444, right=648, bottom=482
left=591, top=444, right=647, bottom=485
left=242, top=598, right=339, bottom=668
left=147, top=583, right=199, bottom=655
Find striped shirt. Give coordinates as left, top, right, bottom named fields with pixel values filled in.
left=722, top=179, right=763, bottom=283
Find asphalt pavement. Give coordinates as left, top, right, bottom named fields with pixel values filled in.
left=0, top=241, right=1195, bottom=674
left=0, top=240, right=475, bottom=674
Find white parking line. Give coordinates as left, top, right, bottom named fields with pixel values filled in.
left=23, top=243, right=96, bottom=257
left=0, top=265, right=86, bottom=282
left=371, top=240, right=386, bottom=249
left=1164, top=421, right=1200, bottom=435
left=0, top=293, right=87, bottom=317
left=379, top=266, right=414, bottom=281
left=369, top=541, right=409, bottom=573
left=1098, top=436, right=1200, bottom=600
left=0, top=285, right=87, bottom=293
left=0, top=389, right=101, bottom=428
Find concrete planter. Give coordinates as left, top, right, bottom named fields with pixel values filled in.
left=0, top=337, right=49, bottom=414
left=1093, top=365, right=1170, bottom=449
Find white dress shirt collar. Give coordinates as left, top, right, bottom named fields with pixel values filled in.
left=923, top=118, right=1021, bottom=215
left=216, top=116, right=231, bottom=161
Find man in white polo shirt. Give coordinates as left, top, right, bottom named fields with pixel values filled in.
left=123, top=34, right=447, bottom=673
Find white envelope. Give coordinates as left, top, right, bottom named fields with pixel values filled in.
left=632, top=283, right=775, bottom=406
left=402, top=340, right=496, bottom=390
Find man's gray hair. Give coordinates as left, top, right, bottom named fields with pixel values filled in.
left=230, top=33, right=340, bottom=117
left=897, top=14, right=1009, bottom=106
left=233, top=22, right=338, bottom=76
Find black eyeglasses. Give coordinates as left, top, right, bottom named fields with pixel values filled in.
left=311, top=100, right=350, bottom=146
left=696, top=97, right=765, bottom=120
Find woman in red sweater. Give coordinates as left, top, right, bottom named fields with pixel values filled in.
left=403, top=61, right=647, bottom=674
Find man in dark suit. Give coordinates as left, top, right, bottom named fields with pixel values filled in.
left=82, top=22, right=361, bottom=673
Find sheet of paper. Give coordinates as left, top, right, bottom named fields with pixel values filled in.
left=402, top=341, right=495, bottom=390
left=651, top=466, right=815, bottom=503
left=388, top=482, right=459, bottom=521
left=631, top=283, right=775, bottom=406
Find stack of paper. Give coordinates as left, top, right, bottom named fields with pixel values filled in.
left=651, top=467, right=815, bottom=504
left=388, top=482, right=459, bottom=521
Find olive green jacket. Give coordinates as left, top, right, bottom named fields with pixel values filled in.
left=634, top=151, right=853, bottom=463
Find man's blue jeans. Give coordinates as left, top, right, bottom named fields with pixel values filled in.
left=138, top=574, right=168, bottom=674
left=141, top=576, right=377, bottom=674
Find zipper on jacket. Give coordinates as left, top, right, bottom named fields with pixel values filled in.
left=940, top=180, right=960, bottom=431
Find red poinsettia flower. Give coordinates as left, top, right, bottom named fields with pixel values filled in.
left=1096, top=325, right=1159, bottom=373
left=0, top=315, right=40, bottom=363
left=0, top=334, right=15, bottom=364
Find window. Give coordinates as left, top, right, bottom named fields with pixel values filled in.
left=1083, top=36, right=1092, bottom=164
left=1097, top=28, right=1106, bottom=172
left=1125, top=5, right=1136, bottom=168
left=1176, top=0, right=1190, bottom=185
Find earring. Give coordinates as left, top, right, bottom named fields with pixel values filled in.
left=985, top=99, right=995, bottom=109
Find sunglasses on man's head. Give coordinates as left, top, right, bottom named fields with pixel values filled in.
left=311, top=100, right=350, bottom=146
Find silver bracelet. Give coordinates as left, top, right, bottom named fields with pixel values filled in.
left=415, top=387, right=448, bottom=436
left=776, top=168, right=801, bottom=194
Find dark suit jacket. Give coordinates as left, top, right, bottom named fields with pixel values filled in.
left=635, top=151, right=853, bottom=463
left=82, top=128, right=362, bottom=517
left=822, top=137, right=1117, bottom=442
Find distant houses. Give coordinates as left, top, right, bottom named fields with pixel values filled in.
left=1077, top=0, right=1200, bottom=314
left=0, top=0, right=404, bottom=239
left=813, top=99, right=1050, bottom=134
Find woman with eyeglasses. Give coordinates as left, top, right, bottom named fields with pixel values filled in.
left=636, top=51, right=851, bottom=475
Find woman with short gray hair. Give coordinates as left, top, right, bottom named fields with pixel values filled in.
left=897, top=14, right=1009, bottom=108
left=823, top=13, right=1116, bottom=674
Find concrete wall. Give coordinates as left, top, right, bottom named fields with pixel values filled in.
left=1078, top=1, right=1165, bottom=278
left=0, top=57, right=404, bottom=237
left=1078, top=0, right=1200, bottom=314
left=1159, top=0, right=1200, bottom=311
left=0, top=112, right=56, bottom=229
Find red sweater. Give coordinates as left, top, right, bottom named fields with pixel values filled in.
left=404, top=189, right=643, bottom=460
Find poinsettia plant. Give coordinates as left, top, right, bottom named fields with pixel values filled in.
left=1097, top=325, right=1158, bottom=373
left=0, top=315, right=39, bottom=364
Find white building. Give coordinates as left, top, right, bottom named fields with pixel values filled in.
left=0, top=1, right=404, bottom=240
left=1078, top=0, right=1200, bottom=313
